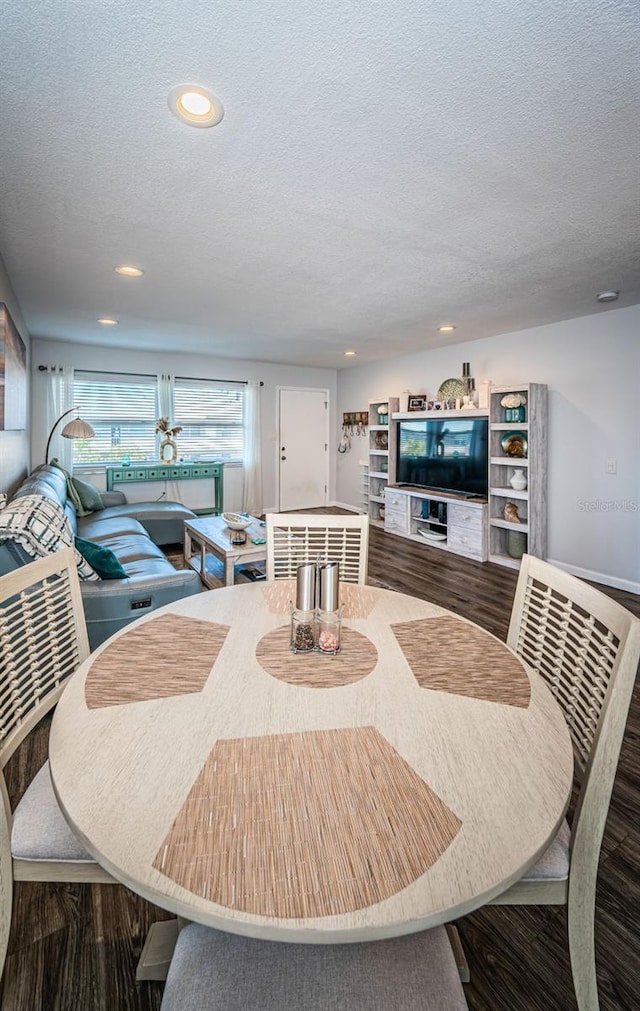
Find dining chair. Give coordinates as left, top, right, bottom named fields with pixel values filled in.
left=488, top=554, right=640, bottom=1011
left=160, top=923, right=469, bottom=1010
left=0, top=547, right=115, bottom=978
left=265, top=513, right=369, bottom=583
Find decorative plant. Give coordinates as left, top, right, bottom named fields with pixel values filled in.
left=155, top=417, right=183, bottom=438
left=500, top=393, right=527, bottom=408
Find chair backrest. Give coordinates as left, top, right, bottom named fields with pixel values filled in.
left=507, top=554, right=640, bottom=870
left=0, top=547, right=89, bottom=770
left=265, top=513, right=369, bottom=584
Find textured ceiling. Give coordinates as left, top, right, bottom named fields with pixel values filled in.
left=0, top=0, right=638, bottom=368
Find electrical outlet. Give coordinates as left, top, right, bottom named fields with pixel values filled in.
left=606, top=459, right=617, bottom=474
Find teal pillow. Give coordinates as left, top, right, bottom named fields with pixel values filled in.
left=71, top=477, right=105, bottom=513
left=74, top=537, right=127, bottom=580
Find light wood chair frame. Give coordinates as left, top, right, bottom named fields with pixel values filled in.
left=0, top=548, right=114, bottom=977
left=489, top=554, right=640, bottom=1011
left=265, top=513, right=369, bottom=584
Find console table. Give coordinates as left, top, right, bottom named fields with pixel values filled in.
left=105, top=461, right=224, bottom=515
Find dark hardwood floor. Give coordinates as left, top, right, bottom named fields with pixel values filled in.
left=2, top=525, right=639, bottom=1010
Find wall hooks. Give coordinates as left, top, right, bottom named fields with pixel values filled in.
left=342, top=411, right=368, bottom=437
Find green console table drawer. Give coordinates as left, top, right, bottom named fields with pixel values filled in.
left=106, top=462, right=224, bottom=514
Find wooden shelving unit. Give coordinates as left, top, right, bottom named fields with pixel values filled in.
left=367, top=397, right=398, bottom=527
left=384, top=485, right=487, bottom=561
left=488, top=383, right=547, bottom=568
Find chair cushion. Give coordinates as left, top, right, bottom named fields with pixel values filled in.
left=160, top=923, right=468, bottom=1011
left=75, top=536, right=128, bottom=579
left=11, top=762, right=95, bottom=862
left=520, top=818, right=571, bottom=881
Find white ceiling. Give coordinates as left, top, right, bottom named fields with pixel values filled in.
left=0, top=1, right=638, bottom=369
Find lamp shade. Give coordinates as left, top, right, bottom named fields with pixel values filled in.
left=45, top=407, right=95, bottom=463
left=61, top=418, right=95, bottom=440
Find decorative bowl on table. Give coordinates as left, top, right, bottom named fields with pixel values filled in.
left=222, top=512, right=252, bottom=531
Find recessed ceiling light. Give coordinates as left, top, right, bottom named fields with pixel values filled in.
left=437, top=325, right=456, bottom=333
left=344, top=350, right=357, bottom=357
left=596, top=290, right=619, bottom=303
left=115, top=264, right=144, bottom=277
left=98, top=318, right=118, bottom=326
left=168, top=85, right=224, bottom=128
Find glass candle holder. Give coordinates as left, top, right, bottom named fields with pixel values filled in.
left=316, top=609, right=342, bottom=654
left=504, top=406, right=526, bottom=423
left=290, top=607, right=316, bottom=653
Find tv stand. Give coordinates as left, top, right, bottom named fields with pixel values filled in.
left=384, top=486, right=488, bottom=562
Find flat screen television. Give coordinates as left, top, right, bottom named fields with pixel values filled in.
left=396, top=417, right=488, bottom=498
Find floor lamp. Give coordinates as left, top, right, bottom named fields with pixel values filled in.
left=45, top=408, right=95, bottom=464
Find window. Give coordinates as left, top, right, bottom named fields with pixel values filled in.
left=174, top=379, right=244, bottom=461
left=70, top=373, right=245, bottom=465
left=72, top=373, right=157, bottom=464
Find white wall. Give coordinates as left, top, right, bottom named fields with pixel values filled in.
left=0, top=253, right=30, bottom=496
left=31, top=340, right=337, bottom=513
left=337, top=305, right=640, bottom=592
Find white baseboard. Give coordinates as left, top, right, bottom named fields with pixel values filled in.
left=328, top=501, right=364, bottom=513
left=547, top=557, right=640, bottom=597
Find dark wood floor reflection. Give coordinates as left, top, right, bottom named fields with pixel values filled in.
left=2, top=525, right=639, bottom=1010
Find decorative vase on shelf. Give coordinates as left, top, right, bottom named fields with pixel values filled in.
left=504, top=406, right=526, bottom=422
left=509, top=469, right=527, bottom=491
left=507, top=530, right=527, bottom=559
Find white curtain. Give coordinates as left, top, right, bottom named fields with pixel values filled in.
left=242, top=381, right=263, bottom=515
left=157, top=372, right=184, bottom=502
left=157, top=372, right=174, bottom=424
left=44, top=365, right=75, bottom=470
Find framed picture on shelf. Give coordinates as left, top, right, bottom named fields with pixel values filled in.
left=407, top=395, right=427, bottom=411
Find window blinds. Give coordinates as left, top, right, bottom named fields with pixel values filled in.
left=71, top=373, right=245, bottom=464
left=174, top=379, right=244, bottom=460
left=72, top=373, right=158, bottom=464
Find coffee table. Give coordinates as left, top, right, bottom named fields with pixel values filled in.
left=183, top=514, right=267, bottom=587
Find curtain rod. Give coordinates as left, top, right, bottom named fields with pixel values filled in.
left=38, top=366, right=263, bottom=386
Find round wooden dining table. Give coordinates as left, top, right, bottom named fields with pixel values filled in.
left=49, top=580, right=573, bottom=945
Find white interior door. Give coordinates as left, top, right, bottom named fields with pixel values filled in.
left=278, top=388, right=329, bottom=511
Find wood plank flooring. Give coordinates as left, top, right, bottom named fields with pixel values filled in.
left=2, top=525, right=639, bottom=1010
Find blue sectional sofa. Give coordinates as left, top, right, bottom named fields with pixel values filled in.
left=0, top=464, right=202, bottom=649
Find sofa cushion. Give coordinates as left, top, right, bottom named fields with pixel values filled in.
left=97, top=502, right=197, bottom=546
left=72, top=476, right=105, bottom=513
left=77, top=514, right=149, bottom=542
left=75, top=536, right=128, bottom=580
left=0, top=494, right=98, bottom=581
left=87, top=534, right=169, bottom=564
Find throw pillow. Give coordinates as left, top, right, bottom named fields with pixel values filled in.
left=51, top=461, right=92, bottom=517
left=74, top=537, right=127, bottom=580
left=0, top=494, right=99, bottom=581
left=71, top=477, right=105, bottom=513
